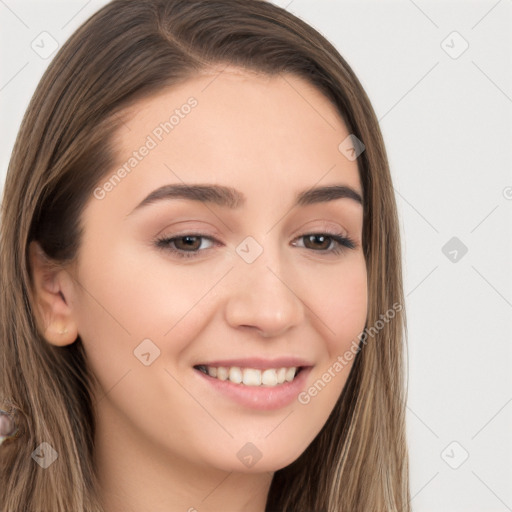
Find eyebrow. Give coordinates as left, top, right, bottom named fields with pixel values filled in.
left=126, top=182, right=363, bottom=216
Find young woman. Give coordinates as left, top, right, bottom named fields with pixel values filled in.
left=0, top=0, right=410, bottom=510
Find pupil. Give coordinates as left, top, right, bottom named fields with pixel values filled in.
left=308, top=234, right=328, bottom=249
left=179, top=236, right=200, bottom=250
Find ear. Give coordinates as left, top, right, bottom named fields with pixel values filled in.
left=28, top=240, right=79, bottom=346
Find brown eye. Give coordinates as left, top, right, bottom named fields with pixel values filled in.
left=293, top=232, right=356, bottom=256
left=172, top=235, right=202, bottom=251
left=154, top=233, right=217, bottom=259
left=302, top=234, right=332, bottom=251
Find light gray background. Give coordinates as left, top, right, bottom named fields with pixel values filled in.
left=1, top=1, right=511, bottom=510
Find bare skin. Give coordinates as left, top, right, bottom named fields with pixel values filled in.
left=29, top=66, right=367, bottom=512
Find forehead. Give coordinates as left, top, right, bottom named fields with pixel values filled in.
left=101, top=67, right=362, bottom=215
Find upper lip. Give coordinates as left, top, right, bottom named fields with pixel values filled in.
left=194, top=357, right=314, bottom=369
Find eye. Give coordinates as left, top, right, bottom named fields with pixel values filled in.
left=154, top=233, right=217, bottom=259
left=292, top=232, right=356, bottom=255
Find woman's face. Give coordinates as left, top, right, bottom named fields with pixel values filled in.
left=43, top=67, right=367, bottom=474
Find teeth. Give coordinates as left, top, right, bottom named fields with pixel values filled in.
left=285, top=367, right=296, bottom=382
left=228, top=367, right=243, bottom=384
left=242, top=368, right=261, bottom=386
left=261, top=369, right=278, bottom=386
left=197, top=365, right=299, bottom=386
left=216, top=366, right=228, bottom=381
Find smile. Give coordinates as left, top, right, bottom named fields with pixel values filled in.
left=194, top=365, right=303, bottom=386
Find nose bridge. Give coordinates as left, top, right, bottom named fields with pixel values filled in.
left=224, top=234, right=304, bottom=337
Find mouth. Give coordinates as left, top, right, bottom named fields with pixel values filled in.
left=193, top=364, right=307, bottom=387
left=193, top=362, right=313, bottom=410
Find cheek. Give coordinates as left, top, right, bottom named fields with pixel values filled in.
left=69, top=251, right=217, bottom=451
left=293, top=255, right=367, bottom=419
left=71, top=246, right=224, bottom=386
left=73, top=238, right=208, bottom=335
left=304, top=254, right=368, bottom=356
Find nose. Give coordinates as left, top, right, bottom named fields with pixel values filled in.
left=224, top=250, right=305, bottom=338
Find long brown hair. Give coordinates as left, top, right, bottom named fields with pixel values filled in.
left=0, top=0, right=410, bottom=510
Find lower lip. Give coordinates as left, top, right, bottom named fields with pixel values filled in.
left=194, top=367, right=313, bottom=410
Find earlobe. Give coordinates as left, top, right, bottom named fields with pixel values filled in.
left=28, top=241, right=78, bottom=346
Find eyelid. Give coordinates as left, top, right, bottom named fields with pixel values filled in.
left=154, top=220, right=222, bottom=239
left=291, top=219, right=350, bottom=238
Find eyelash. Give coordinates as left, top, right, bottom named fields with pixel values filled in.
left=154, top=231, right=356, bottom=259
